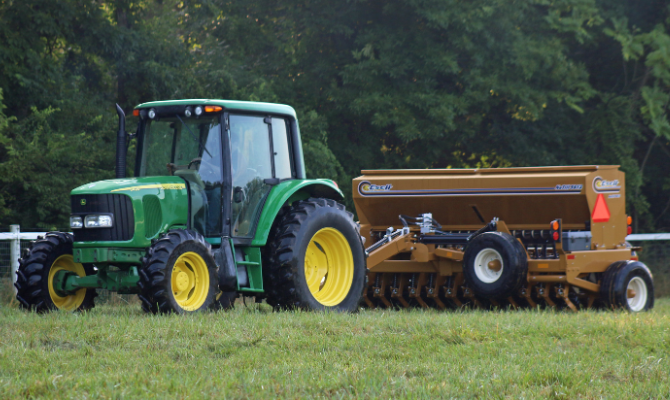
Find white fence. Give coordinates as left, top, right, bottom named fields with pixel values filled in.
left=0, top=225, right=666, bottom=295
left=0, top=225, right=67, bottom=294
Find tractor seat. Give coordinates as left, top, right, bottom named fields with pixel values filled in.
left=174, top=169, right=205, bottom=189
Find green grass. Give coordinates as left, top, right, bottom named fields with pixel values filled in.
left=0, top=297, right=669, bottom=399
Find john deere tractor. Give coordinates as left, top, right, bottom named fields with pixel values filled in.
left=15, top=100, right=367, bottom=313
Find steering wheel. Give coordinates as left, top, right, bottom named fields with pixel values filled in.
left=188, top=158, right=202, bottom=170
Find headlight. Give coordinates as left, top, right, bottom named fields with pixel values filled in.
left=84, top=214, right=114, bottom=228
left=70, top=216, right=83, bottom=229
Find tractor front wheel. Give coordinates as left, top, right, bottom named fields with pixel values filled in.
left=15, top=232, right=97, bottom=312
left=263, top=198, right=366, bottom=312
left=138, top=229, right=218, bottom=314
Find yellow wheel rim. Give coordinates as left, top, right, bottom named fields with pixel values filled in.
left=304, top=228, right=354, bottom=306
left=171, top=252, right=210, bottom=311
left=47, top=255, right=87, bottom=311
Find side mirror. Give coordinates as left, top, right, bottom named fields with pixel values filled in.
left=233, top=187, right=245, bottom=203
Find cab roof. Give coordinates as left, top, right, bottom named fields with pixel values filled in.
left=134, top=99, right=297, bottom=119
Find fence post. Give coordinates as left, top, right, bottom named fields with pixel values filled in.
left=10, top=224, right=20, bottom=294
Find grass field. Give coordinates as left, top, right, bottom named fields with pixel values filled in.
left=0, top=293, right=668, bottom=400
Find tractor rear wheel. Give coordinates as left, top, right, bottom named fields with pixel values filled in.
left=15, top=232, right=97, bottom=312
left=263, top=198, right=366, bottom=312
left=138, top=229, right=218, bottom=314
left=462, top=232, right=528, bottom=299
left=600, top=261, right=654, bottom=312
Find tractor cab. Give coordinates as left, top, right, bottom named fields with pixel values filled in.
left=133, top=100, right=301, bottom=241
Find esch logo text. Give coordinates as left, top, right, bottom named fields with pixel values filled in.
left=593, top=176, right=621, bottom=192
left=358, top=181, right=393, bottom=194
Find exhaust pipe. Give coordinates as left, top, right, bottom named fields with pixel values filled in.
left=115, top=104, right=126, bottom=179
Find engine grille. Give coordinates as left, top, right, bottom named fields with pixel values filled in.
left=143, top=194, right=162, bottom=239
left=71, top=194, right=134, bottom=242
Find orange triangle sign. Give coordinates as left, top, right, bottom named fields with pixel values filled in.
left=592, top=193, right=610, bottom=223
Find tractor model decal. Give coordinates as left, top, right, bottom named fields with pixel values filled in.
left=111, top=183, right=186, bottom=192
left=358, top=182, right=583, bottom=197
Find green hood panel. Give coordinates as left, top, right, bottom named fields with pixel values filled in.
left=72, top=176, right=187, bottom=195
left=251, top=179, right=343, bottom=246
left=71, top=176, right=189, bottom=248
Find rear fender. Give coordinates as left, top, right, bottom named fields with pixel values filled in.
left=251, top=179, right=343, bottom=246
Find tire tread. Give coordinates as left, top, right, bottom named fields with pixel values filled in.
left=262, top=198, right=365, bottom=311
left=15, top=232, right=97, bottom=312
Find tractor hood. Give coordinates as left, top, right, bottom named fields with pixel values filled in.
left=70, top=176, right=190, bottom=248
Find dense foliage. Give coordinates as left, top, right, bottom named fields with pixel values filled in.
left=0, top=0, right=668, bottom=231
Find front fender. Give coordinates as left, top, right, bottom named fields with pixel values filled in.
left=251, top=179, right=343, bottom=246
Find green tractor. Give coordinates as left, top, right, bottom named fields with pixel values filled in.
left=15, top=100, right=367, bottom=313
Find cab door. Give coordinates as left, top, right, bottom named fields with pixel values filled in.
left=227, top=113, right=294, bottom=238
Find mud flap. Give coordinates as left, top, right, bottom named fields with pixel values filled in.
left=215, top=239, right=237, bottom=292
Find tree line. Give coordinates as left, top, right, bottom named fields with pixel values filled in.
left=0, top=0, right=668, bottom=232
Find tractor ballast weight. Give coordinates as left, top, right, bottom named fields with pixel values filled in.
left=353, top=166, right=654, bottom=311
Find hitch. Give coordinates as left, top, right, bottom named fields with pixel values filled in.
left=53, top=266, right=141, bottom=295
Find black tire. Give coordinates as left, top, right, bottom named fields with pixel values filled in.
left=263, top=198, right=366, bottom=312
left=600, top=261, right=654, bottom=312
left=138, top=229, right=218, bottom=314
left=15, top=232, right=97, bottom=312
left=462, top=232, right=528, bottom=299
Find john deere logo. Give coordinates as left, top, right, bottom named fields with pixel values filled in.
left=80, top=199, right=87, bottom=206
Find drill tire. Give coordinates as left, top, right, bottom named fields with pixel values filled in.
left=600, top=261, right=654, bottom=312
left=463, top=232, right=528, bottom=299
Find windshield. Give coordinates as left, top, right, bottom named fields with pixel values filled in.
left=139, top=116, right=221, bottom=180
left=139, top=115, right=223, bottom=236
